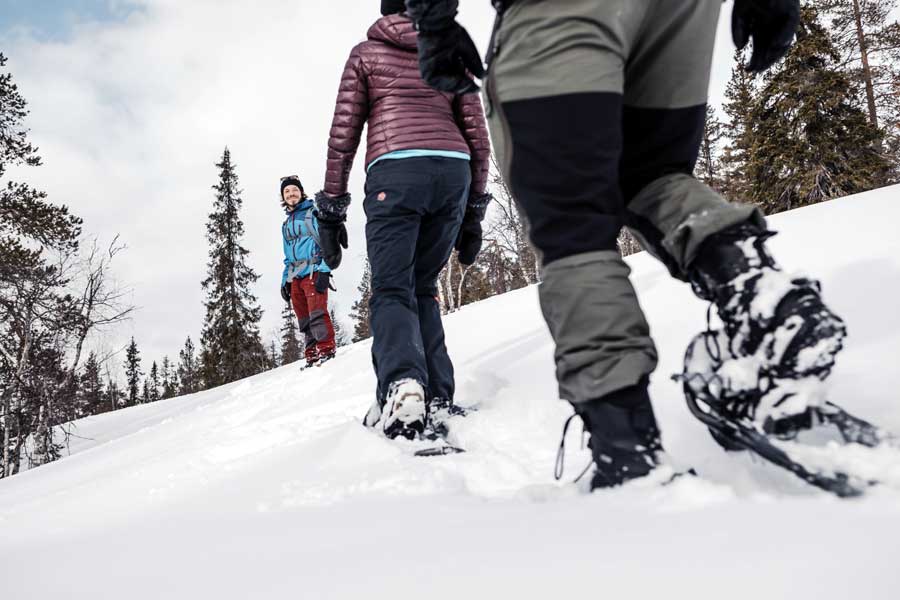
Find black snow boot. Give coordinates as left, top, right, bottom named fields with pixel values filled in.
left=689, top=221, right=846, bottom=379
left=381, top=378, right=427, bottom=440
left=572, top=381, right=662, bottom=490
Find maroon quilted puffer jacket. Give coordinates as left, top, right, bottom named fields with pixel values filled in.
left=323, top=14, right=490, bottom=198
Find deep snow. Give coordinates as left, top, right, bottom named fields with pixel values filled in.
left=2, top=187, right=900, bottom=599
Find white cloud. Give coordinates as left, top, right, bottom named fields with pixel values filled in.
left=3, top=0, right=736, bottom=372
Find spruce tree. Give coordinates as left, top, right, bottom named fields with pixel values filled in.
left=696, top=105, right=725, bottom=191
left=177, top=336, right=200, bottom=395
left=77, top=352, right=105, bottom=417
left=199, top=148, right=267, bottom=388
left=124, top=337, right=142, bottom=406
left=160, top=356, right=178, bottom=399
left=745, top=6, right=892, bottom=213
left=104, top=377, right=123, bottom=412
left=267, top=339, right=280, bottom=368
left=148, top=361, right=161, bottom=402
left=349, top=259, right=372, bottom=342
left=331, top=308, right=350, bottom=348
left=280, top=303, right=302, bottom=364
left=721, top=48, right=759, bottom=203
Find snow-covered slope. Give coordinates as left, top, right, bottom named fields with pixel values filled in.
left=2, top=187, right=900, bottom=599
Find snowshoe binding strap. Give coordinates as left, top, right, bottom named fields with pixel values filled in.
left=554, top=413, right=593, bottom=483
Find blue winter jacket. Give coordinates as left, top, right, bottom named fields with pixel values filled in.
left=281, top=199, right=331, bottom=285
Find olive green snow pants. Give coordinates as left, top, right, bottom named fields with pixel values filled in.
left=484, top=0, right=764, bottom=404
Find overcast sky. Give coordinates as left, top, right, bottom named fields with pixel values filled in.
left=0, top=0, right=738, bottom=373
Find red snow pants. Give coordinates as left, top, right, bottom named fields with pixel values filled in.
left=290, top=274, right=336, bottom=361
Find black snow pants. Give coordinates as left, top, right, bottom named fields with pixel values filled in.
left=364, top=156, right=471, bottom=403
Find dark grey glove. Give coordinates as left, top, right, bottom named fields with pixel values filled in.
left=281, top=281, right=291, bottom=303
left=406, top=0, right=485, bottom=94
left=314, top=192, right=351, bottom=270
left=732, top=0, right=800, bottom=73
left=455, top=192, right=493, bottom=266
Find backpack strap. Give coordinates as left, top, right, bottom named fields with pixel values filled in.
left=286, top=260, right=310, bottom=281
left=304, top=209, right=322, bottom=248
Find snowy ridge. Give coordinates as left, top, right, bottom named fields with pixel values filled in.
left=2, top=187, right=900, bottom=599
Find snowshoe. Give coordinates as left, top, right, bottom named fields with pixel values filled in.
left=676, top=329, right=892, bottom=497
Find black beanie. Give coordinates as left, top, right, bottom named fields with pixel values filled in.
left=381, top=0, right=406, bottom=16
left=280, top=176, right=304, bottom=199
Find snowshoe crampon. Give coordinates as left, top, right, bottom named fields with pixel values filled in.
left=675, top=331, right=895, bottom=498
left=414, top=444, right=465, bottom=457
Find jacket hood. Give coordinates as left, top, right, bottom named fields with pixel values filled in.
left=367, top=14, right=417, bottom=50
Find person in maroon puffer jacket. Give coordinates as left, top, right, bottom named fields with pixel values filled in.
left=315, top=0, right=492, bottom=440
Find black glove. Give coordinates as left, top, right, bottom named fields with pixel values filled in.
left=406, top=0, right=485, bottom=94
left=456, top=218, right=482, bottom=266
left=314, top=272, right=331, bottom=295
left=315, top=192, right=352, bottom=270
left=732, top=0, right=800, bottom=73
left=318, top=219, right=348, bottom=270
left=281, top=281, right=291, bottom=303
left=455, top=192, right=492, bottom=266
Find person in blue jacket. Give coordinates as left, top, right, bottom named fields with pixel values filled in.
left=280, top=175, right=337, bottom=366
